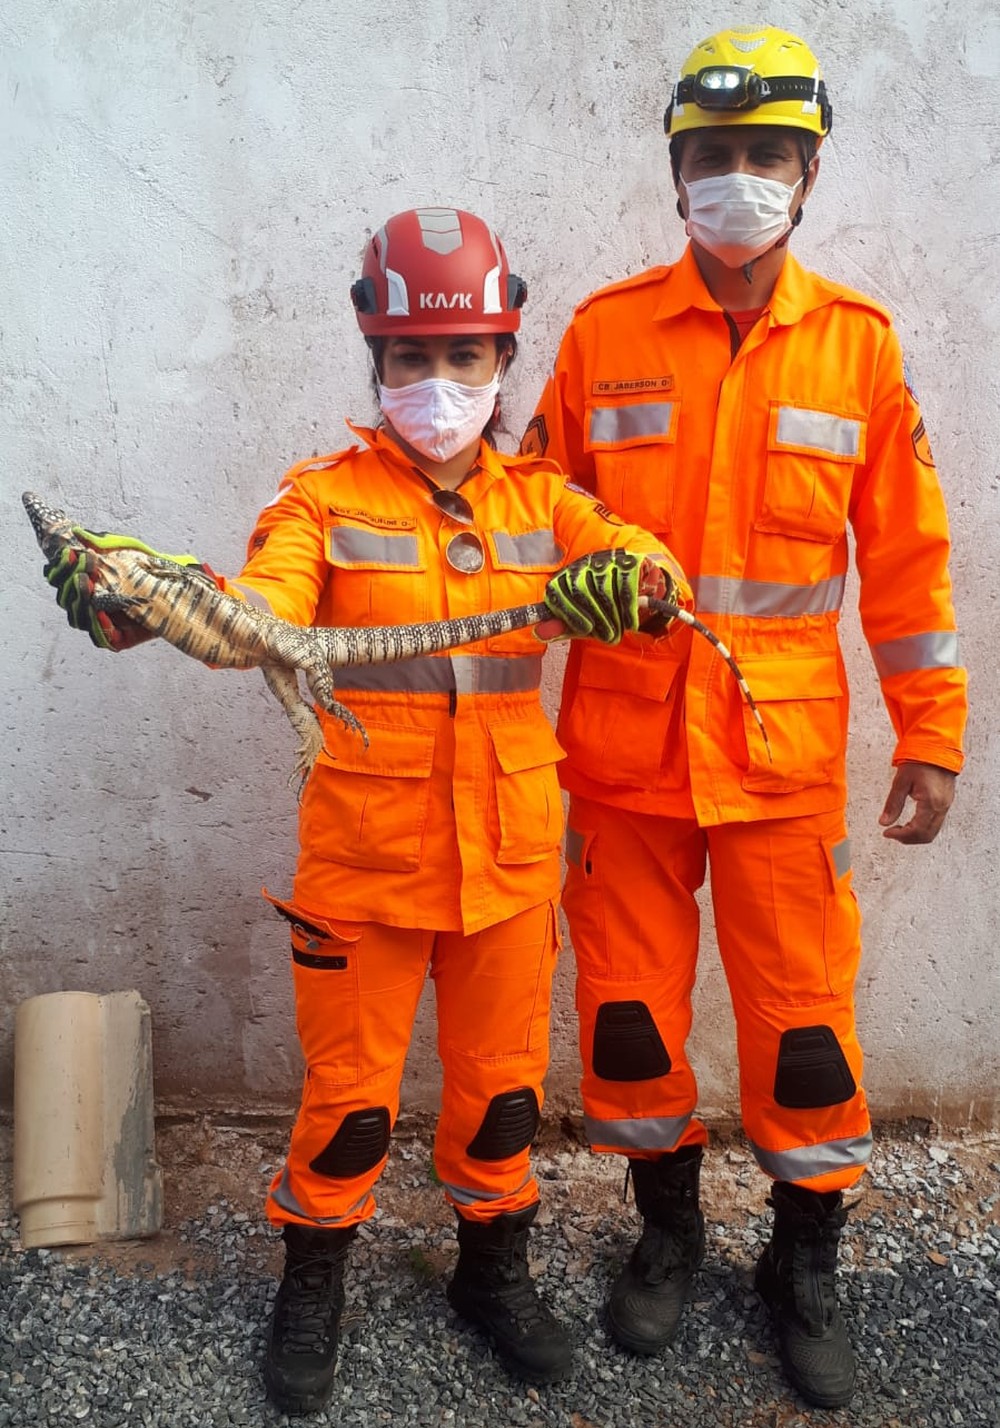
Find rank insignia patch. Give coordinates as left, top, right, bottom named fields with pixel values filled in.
left=520, top=414, right=549, bottom=457
left=912, top=417, right=935, bottom=467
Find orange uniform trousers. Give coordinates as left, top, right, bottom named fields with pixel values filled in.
left=564, top=795, right=871, bottom=1194
left=266, top=900, right=559, bottom=1229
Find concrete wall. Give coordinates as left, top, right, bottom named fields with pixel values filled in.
left=3, top=0, right=998, bottom=1129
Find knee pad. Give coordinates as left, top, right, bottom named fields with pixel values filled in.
left=773, top=1025, right=857, bottom=1109
left=592, top=1000, right=671, bottom=1081
left=466, top=1088, right=540, bottom=1161
left=309, top=1106, right=391, bottom=1178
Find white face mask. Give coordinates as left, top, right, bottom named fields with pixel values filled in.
left=681, top=171, right=803, bottom=268
left=378, top=374, right=500, bottom=463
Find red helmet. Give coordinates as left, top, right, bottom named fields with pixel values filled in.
left=351, top=207, right=527, bottom=337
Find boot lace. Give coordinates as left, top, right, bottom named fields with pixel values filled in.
left=788, top=1214, right=845, bottom=1333
left=275, top=1259, right=340, bottom=1356
left=490, top=1249, right=559, bottom=1334
left=632, top=1219, right=701, bottom=1285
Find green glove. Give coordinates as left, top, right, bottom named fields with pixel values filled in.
left=44, top=527, right=204, bottom=651
left=544, top=548, right=643, bottom=644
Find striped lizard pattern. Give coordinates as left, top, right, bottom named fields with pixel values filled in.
left=24, top=491, right=768, bottom=784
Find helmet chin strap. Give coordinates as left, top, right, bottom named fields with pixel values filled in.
left=740, top=181, right=808, bottom=284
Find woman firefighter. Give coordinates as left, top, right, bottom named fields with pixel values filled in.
left=42, top=205, right=690, bottom=1414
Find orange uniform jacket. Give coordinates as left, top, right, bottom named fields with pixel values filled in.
left=220, top=424, right=676, bottom=933
left=526, top=247, right=967, bottom=825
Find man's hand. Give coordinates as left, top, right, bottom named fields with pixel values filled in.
left=879, top=761, right=957, bottom=844
left=540, top=550, right=674, bottom=644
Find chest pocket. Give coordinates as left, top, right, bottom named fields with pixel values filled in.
left=488, top=528, right=564, bottom=575
left=755, top=404, right=866, bottom=544
left=583, top=398, right=679, bottom=533
left=325, top=518, right=430, bottom=624
left=484, top=527, right=565, bottom=627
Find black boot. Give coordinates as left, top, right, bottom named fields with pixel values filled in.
left=447, top=1204, right=573, bottom=1383
left=754, top=1181, right=856, bottom=1409
left=606, top=1145, right=706, bottom=1354
left=264, top=1223, right=357, bottom=1415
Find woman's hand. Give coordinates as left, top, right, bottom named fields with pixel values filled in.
left=542, top=549, right=670, bottom=644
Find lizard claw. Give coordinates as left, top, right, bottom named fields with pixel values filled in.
left=330, top=700, right=370, bottom=749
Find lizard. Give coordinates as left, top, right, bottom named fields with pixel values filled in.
left=24, top=490, right=768, bottom=783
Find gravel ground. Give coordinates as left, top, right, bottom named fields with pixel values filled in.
left=1, top=1116, right=998, bottom=1428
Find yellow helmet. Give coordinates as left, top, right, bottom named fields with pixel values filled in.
left=664, top=26, right=832, bottom=140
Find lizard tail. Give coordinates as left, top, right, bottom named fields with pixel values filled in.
left=645, top=598, right=771, bottom=763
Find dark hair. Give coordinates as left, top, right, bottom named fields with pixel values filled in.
left=367, top=334, right=518, bottom=448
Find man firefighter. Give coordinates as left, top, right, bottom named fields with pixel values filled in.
left=522, top=25, right=967, bottom=1410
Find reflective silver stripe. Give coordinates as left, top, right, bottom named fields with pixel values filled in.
left=747, top=1131, right=873, bottom=1182
left=333, top=653, right=543, bottom=694
left=269, top=1165, right=371, bottom=1226
left=227, top=580, right=273, bottom=613
left=493, top=529, right=564, bottom=567
left=871, top=631, right=961, bottom=678
left=831, top=837, right=852, bottom=880
left=776, top=407, right=862, bottom=458
left=453, top=654, right=542, bottom=695
left=442, top=1172, right=532, bottom=1207
left=583, top=1113, right=693, bottom=1152
left=694, top=573, right=845, bottom=617
left=565, top=827, right=585, bottom=867
left=329, top=527, right=420, bottom=567
left=590, top=402, right=675, bottom=445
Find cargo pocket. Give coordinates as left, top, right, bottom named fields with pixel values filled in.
left=489, top=718, right=566, bottom=864
left=583, top=397, right=679, bottom=533
left=558, top=643, right=685, bottom=789
left=739, top=653, right=846, bottom=793
left=298, top=720, right=436, bottom=871
left=262, top=889, right=363, bottom=1080
left=565, top=824, right=596, bottom=877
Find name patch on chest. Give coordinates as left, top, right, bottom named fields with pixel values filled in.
left=328, top=506, right=417, bottom=531
left=592, top=376, right=675, bottom=395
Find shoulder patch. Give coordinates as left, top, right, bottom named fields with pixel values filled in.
left=520, top=414, right=549, bottom=458
left=911, top=417, right=935, bottom=468
left=903, top=357, right=919, bottom=402
left=562, top=481, right=621, bottom=522
left=592, top=502, right=625, bottom=526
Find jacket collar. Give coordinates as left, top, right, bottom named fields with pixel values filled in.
left=652, top=244, right=842, bottom=326
left=344, top=419, right=507, bottom=488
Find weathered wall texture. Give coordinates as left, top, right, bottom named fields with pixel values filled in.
left=3, top=1, right=998, bottom=1129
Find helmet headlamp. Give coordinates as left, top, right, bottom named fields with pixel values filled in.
left=688, top=66, right=761, bottom=110
left=663, top=28, right=833, bottom=140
